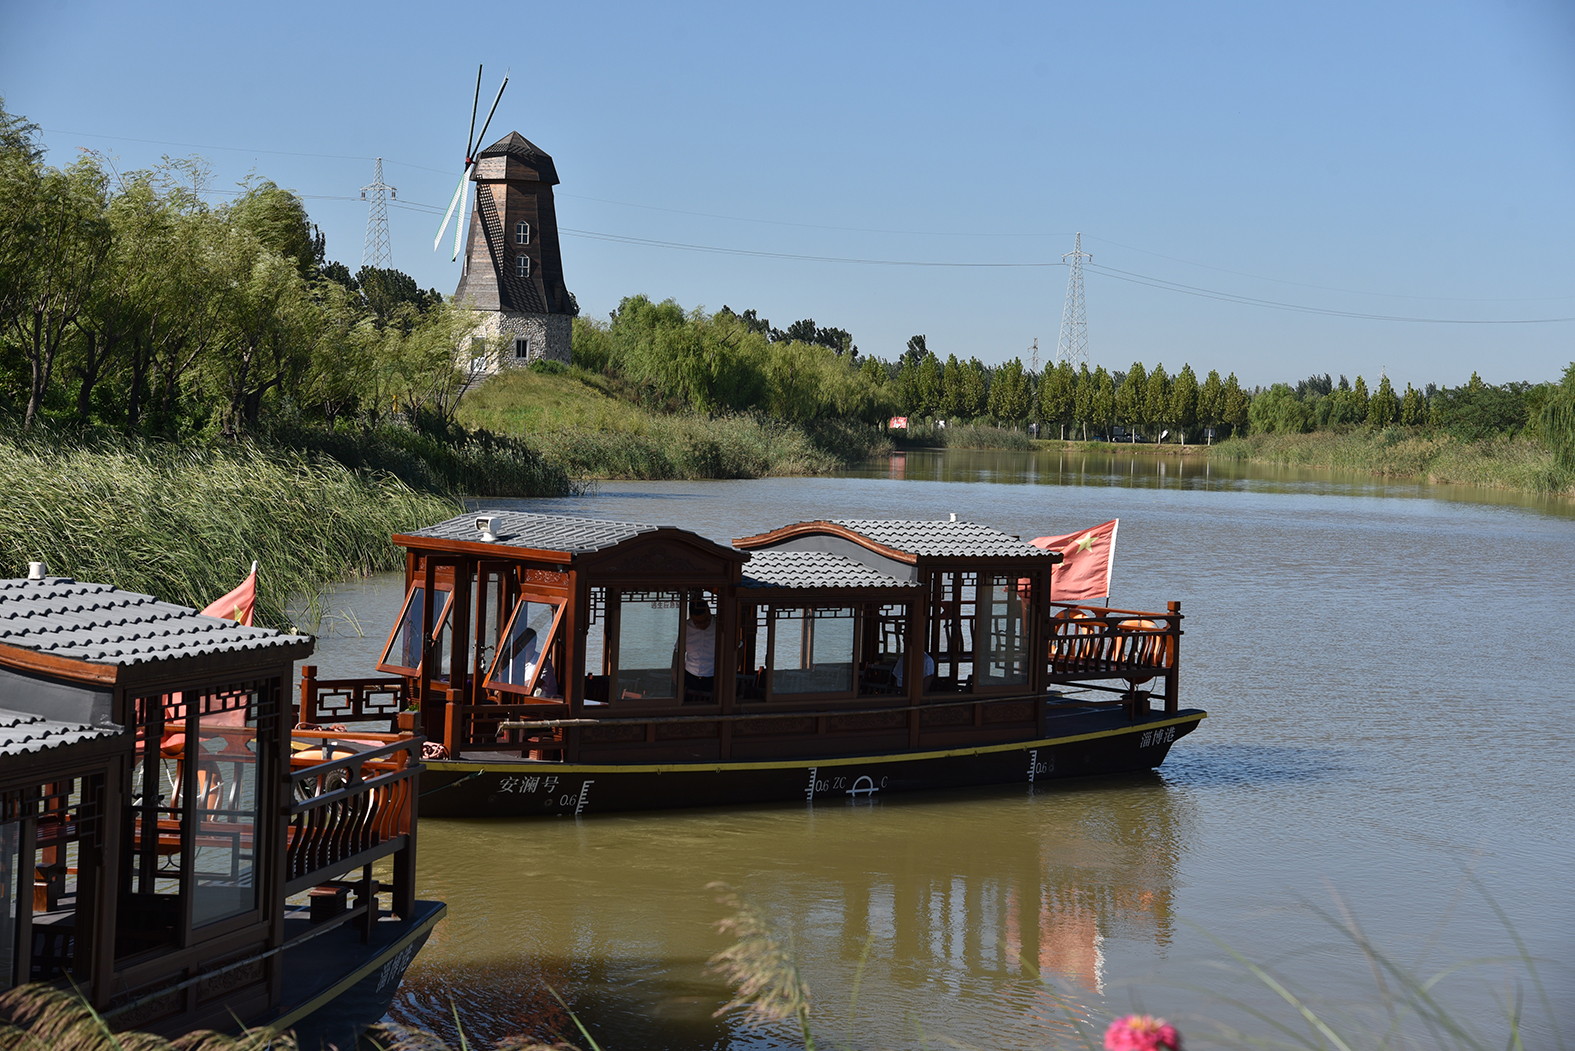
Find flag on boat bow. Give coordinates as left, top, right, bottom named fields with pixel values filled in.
left=201, top=561, right=258, bottom=625
left=1031, top=519, right=1119, bottom=602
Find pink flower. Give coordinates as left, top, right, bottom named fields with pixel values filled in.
left=1104, top=1014, right=1182, bottom=1051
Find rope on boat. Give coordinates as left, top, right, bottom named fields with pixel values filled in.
left=419, top=769, right=484, bottom=797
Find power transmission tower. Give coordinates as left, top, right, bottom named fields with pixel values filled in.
left=1056, top=232, right=1092, bottom=369
left=361, top=158, right=396, bottom=270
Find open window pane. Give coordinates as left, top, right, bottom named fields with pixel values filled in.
left=377, top=585, right=453, bottom=674
left=488, top=597, right=562, bottom=696
left=614, top=591, right=682, bottom=701
left=979, top=575, right=1030, bottom=686
left=771, top=608, right=855, bottom=695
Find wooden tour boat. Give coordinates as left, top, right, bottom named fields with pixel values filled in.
left=299, top=511, right=1206, bottom=818
left=0, top=575, right=444, bottom=1047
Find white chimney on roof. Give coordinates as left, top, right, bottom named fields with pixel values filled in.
left=949, top=512, right=957, bottom=523
left=27, top=561, right=46, bottom=580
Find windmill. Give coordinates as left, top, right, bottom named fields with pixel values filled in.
left=434, top=65, right=509, bottom=262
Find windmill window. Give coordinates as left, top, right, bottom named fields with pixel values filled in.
left=515, top=255, right=530, bottom=278
left=515, top=222, right=530, bottom=245
left=514, top=338, right=530, bottom=359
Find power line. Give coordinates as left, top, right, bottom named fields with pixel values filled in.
left=558, top=228, right=1063, bottom=267
left=1086, top=264, right=1575, bottom=325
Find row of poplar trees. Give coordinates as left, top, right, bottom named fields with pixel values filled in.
left=894, top=350, right=1251, bottom=442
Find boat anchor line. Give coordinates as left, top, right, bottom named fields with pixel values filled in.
left=574, top=779, right=594, bottom=815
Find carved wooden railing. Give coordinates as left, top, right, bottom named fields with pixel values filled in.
left=298, top=666, right=407, bottom=729
left=284, top=731, right=421, bottom=918
left=1046, top=600, right=1181, bottom=714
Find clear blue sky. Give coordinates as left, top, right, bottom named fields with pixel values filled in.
left=4, top=0, right=1572, bottom=388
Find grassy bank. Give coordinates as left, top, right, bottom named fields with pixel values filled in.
left=1209, top=428, right=1566, bottom=493
left=459, top=366, right=891, bottom=479
left=893, top=421, right=1036, bottom=451
left=0, top=431, right=460, bottom=628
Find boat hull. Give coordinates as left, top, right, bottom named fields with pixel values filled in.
left=418, top=709, right=1205, bottom=817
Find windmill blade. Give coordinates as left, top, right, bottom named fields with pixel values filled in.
left=451, top=185, right=468, bottom=262
left=465, top=64, right=483, bottom=159
left=434, top=170, right=468, bottom=251
left=471, top=71, right=509, bottom=156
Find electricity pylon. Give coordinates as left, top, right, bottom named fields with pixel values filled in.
left=1056, top=232, right=1091, bottom=369
left=360, top=158, right=396, bottom=270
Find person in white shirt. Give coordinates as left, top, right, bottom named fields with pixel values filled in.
left=893, top=651, right=935, bottom=692
left=509, top=627, right=559, bottom=697
left=683, top=599, right=716, bottom=702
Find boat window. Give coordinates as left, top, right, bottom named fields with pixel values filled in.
left=978, top=575, right=1031, bottom=687
left=927, top=571, right=977, bottom=693
left=859, top=603, right=908, bottom=696
left=770, top=607, right=856, bottom=696
left=190, top=685, right=260, bottom=927
left=612, top=590, right=684, bottom=702
left=488, top=597, right=563, bottom=696
left=377, top=585, right=455, bottom=676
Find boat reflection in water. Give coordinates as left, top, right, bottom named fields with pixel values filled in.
left=389, top=771, right=1194, bottom=1050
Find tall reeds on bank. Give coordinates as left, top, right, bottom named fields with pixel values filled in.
left=0, top=431, right=459, bottom=627
left=1209, top=429, right=1562, bottom=493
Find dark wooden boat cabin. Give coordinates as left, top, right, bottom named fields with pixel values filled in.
left=300, top=511, right=1205, bottom=816
left=0, top=574, right=444, bottom=1046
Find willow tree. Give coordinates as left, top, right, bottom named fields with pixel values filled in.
left=1539, top=363, right=1575, bottom=485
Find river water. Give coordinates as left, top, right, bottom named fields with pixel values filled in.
left=302, top=449, right=1575, bottom=1050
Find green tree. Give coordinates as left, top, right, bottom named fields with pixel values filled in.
left=1115, top=361, right=1146, bottom=437
left=1198, top=368, right=1223, bottom=436
left=1221, top=372, right=1249, bottom=436
left=940, top=352, right=966, bottom=419
left=1368, top=374, right=1400, bottom=428
left=1039, top=360, right=1075, bottom=438
left=1073, top=363, right=1094, bottom=440
left=1170, top=363, right=1199, bottom=444
left=1093, top=366, right=1116, bottom=438
left=1143, top=363, right=1171, bottom=441
left=961, top=357, right=988, bottom=418
left=989, top=357, right=1030, bottom=424
left=1352, top=375, right=1370, bottom=421
left=1401, top=383, right=1425, bottom=426
left=0, top=144, right=110, bottom=427
left=1537, top=363, right=1575, bottom=483
left=916, top=351, right=943, bottom=417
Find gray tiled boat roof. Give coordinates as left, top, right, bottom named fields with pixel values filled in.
left=0, top=578, right=308, bottom=668
left=740, top=550, right=921, bottom=591
left=0, top=707, right=122, bottom=759
left=826, top=519, right=1056, bottom=559
left=405, top=511, right=657, bottom=553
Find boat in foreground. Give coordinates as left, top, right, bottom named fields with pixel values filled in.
left=0, top=575, right=444, bottom=1046
left=300, top=511, right=1205, bottom=817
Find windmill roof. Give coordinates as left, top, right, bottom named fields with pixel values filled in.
left=476, top=132, right=559, bottom=185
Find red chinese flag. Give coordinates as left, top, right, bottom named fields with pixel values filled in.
left=1031, top=519, right=1119, bottom=602
left=201, top=562, right=258, bottom=626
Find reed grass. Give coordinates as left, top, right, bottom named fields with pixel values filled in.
left=895, top=422, right=1036, bottom=451
left=1209, top=429, right=1567, bottom=494
left=0, top=984, right=291, bottom=1051
left=0, top=430, right=459, bottom=628
left=266, top=422, right=573, bottom=499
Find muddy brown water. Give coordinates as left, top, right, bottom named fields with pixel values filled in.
left=299, top=450, right=1575, bottom=1049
